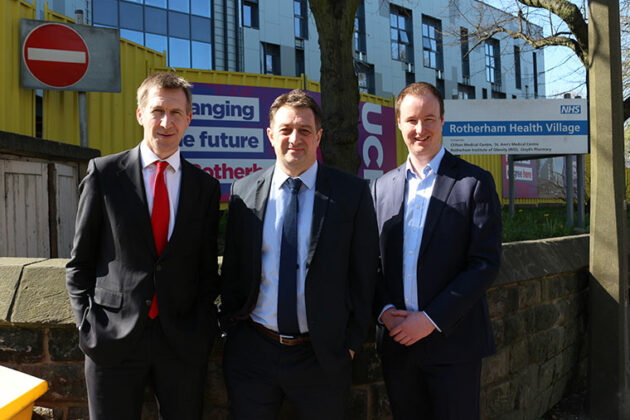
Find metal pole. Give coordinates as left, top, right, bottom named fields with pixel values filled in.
left=508, top=155, right=515, bottom=216
left=565, top=155, right=574, bottom=228
left=577, top=154, right=585, bottom=229
left=76, top=10, right=88, bottom=148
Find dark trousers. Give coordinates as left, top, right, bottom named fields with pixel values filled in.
left=223, top=321, right=351, bottom=420
left=381, top=337, right=482, bottom=420
left=84, top=319, right=207, bottom=420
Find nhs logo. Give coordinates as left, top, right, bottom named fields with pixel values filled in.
left=560, top=105, right=581, bottom=114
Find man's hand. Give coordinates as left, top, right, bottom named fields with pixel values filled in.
left=381, top=307, right=407, bottom=331
left=389, top=310, right=435, bottom=346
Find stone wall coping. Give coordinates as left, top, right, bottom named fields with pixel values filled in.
left=497, top=234, right=589, bottom=287
left=0, top=234, right=589, bottom=326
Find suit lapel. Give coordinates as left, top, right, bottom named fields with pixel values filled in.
left=419, top=151, right=457, bottom=257
left=254, top=166, right=274, bottom=222
left=117, top=145, right=156, bottom=257
left=162, top=158, right=194, bottom=257
left=388, top=164, right=406, bottom=307
left=306, top=165, right=330, bottom=272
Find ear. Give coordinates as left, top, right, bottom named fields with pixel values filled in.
left=136, top=108, right=143, bottom=125
left=267, top=127, right=274, bottom=145
left=315, top=128, right=322, bottom=147
left=440, top=115, right=445, bottom=127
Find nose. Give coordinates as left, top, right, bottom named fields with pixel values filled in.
left=415, top=122, right=424, bottom=135
left=160, top=112, right=172, bottom=128
left=288, top=129, right=298, bottom=144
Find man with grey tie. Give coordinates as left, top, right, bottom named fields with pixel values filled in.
left=220, top=89, right=379, bottom=419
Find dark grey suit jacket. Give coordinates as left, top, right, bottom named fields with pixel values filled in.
left=66, top=145, right=220, bottom=365
left=371, top=150, right=501, bottom=364
left=220, top=164, right=380, bottom=376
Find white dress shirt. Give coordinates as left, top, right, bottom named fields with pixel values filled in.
left=139, top=140, right=181, bottom=239
left=251, top=161, right=318, bottom=334
left=380, top=147, right=445, bottom=331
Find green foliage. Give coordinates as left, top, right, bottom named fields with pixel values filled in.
left=502, top=206, right=585, bottom=242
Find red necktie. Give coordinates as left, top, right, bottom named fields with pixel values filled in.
left=149, top=161, right=169, bottom=319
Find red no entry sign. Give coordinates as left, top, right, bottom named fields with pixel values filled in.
left=22, top=23, right=89, bottom=88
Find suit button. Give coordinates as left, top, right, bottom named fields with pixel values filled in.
left=145, top=300, right=152, bottom=307
left=156, top=264, right=162, bottom=272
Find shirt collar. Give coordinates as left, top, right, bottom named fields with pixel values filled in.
left=405, top=146, right=445, bottom=180
left=140, top=140, right=181, bottom=173
left=272, top=161, right=318, bottom=191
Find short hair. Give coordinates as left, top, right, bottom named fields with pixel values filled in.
left=395, top=82, right=444, bottom=118
left=269, top=89, right=322, bottom=129
left=137, top=72, right=193, bottom=113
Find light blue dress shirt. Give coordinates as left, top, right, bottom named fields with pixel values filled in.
left=251, top=161, right=318, bottom=334
left=379, top=147, right=445, bottom=331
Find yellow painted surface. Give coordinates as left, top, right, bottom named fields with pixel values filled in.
left=0, top=0, right=36, bottom=136
left=0, top=366, right=48, bottom=420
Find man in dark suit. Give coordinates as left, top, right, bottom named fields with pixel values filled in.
left=220, top=89, right=379, bottom=420
left=66, top=72, right=220, bottom=420
left=371, top=82, right=502, bottom=419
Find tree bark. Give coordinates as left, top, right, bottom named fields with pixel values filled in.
left=309, top=0, right=361, bottom=174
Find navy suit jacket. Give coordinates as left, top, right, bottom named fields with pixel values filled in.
left=220, top=164, right=380, bottom=376
left=66, top=145, right=220, bottom=366
left=371, top=150, right=501, bottom=364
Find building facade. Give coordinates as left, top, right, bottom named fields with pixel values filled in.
left=37, top=0, right=545, bottom=99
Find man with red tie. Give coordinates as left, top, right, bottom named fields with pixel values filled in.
left=66, top=72, right=220, bottom=420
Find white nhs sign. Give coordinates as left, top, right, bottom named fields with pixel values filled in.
left=560, top=105, right=582, bottom=114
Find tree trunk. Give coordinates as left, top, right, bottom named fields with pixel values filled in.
left=309, top=0, right=361, bottom=174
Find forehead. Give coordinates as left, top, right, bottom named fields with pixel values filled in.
left=273, top=105, right=316, bottom=126
left=399, top=93, right=440, bottom=116
left=144, top=87, right=187, bottom=108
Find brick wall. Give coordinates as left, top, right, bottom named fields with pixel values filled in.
left=0, top=234, right=589, bottom=420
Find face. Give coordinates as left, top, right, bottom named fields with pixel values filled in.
left=136, top=87, right=192, bottom=159
left=267, top=105, right=322, bottom=177
left=397, top=93, right=444, bottom=167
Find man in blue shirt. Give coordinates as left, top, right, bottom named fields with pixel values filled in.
left=371, top=82, right=502, bottom=419
left=220, top=89, right=379, bottom=420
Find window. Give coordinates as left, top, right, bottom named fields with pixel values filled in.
left=436, top=78, right=445, bottom=99
left=262, top=43, right=280, bottom=75
left=120, top=29, right=143, bottom=44
left=514, top=46, right=521, bottom=89
left=243, top=0, right=259, bottom=29
left=145, top=6, right=167, bottom=35
left=191, top=0, right=211, bottom=17
left=356, top=63, right=375, bottom=94
left=169, top=0, right=188, bottom=13
left=533, top=52, right=539, bottom=98
left=168, top=10, right=190, bottom=39
left=485, top=38, right=500, bottom=85
left=192, top=41, right=212, bottom=70
left=390, top=5, right=412, bottom=63
left=458, top=83, right=475, bottom=99
left=169, top=37, right=190, bottom=67
left=482, top=88, right=488, bottom=99
left=294, top=0, right=308, bottom=39
left=146, top=33, right=167, bottom=53
left=295, top=48, right=305, bottom=77
left=460, top=27, right=470, bottom=79
left=93, top=0, right=118, bottom=26
left=406, top=71, right=415, bottom=86
left=354, top=0, right=366, bottom=53
left=120, top=2, right=143, bottom=30
left=422, top=15, right=442, bottom=70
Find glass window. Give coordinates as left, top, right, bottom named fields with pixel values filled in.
left=192, top=41, right=212, bottom=69
left=191, top=0, right=211, bottom=17
left=93, top=0, right=118, bottom=27
left=422, top=15, right=442, bottom=70
left=146, top=33, right=167, bottom=54
left=125, top=0, right=142, bottom=3
left=169, top=0, right=189, bottom=13
left=354, top=0, right=366, bottom=53
left=485, top=39, right=500, bottom=85
left=294, top=0, right=308, bottom=39
left=120, top=29, right=144, bottom=45
left=146, top=0, right=166, bottom=7
left=514, top=45, right=522, bottom=89
left=262, top=43, right=280, bottom=75
left=120, top=1, right=143, bottom=31
left=191, top=15, right=211, bottom=42
left=169, top=37, right=190, bottom=67
left=145, top=6, right=167, bottom=35
left=243, top=0, right=259, bottom=28
left=295, top=48, right=304, bottom=77
left=390, top=6, right=412, bottom=63
left=461, top=27, right=470, bottom=79
left=169, top=10, right=190, bottom=39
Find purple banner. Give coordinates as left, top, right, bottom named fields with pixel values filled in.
left=182, top=83, right=397, bottom=202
